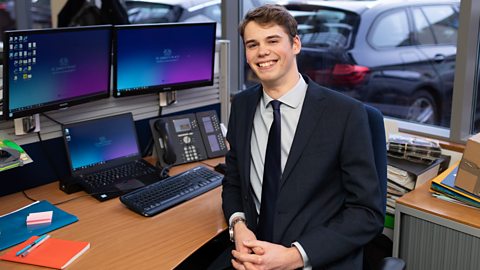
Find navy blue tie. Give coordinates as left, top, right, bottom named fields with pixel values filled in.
left=257, top=100, right=281, bottom=242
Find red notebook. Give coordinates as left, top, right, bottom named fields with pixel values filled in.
left=0, top=236, right=90, bottom=269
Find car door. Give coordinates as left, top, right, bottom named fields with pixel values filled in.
left=411, top=4, right=458, bottom=126
left=359, top=7, right=429, bottom=121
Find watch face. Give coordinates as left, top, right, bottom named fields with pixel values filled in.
left=229, top=226, right=235, bottom=242
left=229, top=217, right=246, bottom=242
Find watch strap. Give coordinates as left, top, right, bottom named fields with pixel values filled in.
left=229, top=217, right=246, bottom=242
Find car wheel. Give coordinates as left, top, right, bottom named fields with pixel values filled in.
left=407, top=90, right=438, bottom=125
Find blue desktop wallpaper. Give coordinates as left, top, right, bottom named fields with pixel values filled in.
left=66, top=115, right=139, bottom=171
left=116, top=24, right=215, bottom=92
left=7, top=29, right=110, bottom=112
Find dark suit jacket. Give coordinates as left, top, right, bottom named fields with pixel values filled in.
left=222, top=75, right=384, bottom=269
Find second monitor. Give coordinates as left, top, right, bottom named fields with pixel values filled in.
left=113, top=22, right=217, bottom=97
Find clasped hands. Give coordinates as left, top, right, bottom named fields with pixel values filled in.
left=231, top=222, right=304, bottom=270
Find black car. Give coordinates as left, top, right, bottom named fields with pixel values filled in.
left=268, top=0, right=460, bottom=127
left=125, top=0, right=222, bottom=37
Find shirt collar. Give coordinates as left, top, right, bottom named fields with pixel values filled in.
left=262, top=75, right=307, bottom=109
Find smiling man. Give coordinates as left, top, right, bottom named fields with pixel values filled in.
left=219, top=4, right=384, bottom=270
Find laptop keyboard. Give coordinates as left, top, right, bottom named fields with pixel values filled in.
left=81, top=160, right=157, bottom=189
left=120, top=166, right=223, bottom=216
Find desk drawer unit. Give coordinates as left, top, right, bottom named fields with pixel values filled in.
left=393, top=206, right=480, bottom=270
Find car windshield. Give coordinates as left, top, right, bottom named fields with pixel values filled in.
left=289, top=8, right=359, bottom=49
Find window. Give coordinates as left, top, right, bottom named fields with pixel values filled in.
left=0, top=0, right=52, bottom=31
left=295, top=9, right=354, bottom=49
left=473, top=38, right=480, bottom=133
left=231, top=0, right=479, bottom=142
left=474, top=84, right=480, bottom=133
left=421, top=5, right=458, bottom=45
left=369, top=10, right=410, bottom=48
left=412, top=8, right=435, bottom=45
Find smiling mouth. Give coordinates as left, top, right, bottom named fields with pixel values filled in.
left=257, top=60, right=277, bottom=68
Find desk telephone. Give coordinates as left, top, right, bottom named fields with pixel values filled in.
left=149, top=110, right=227, bottom=167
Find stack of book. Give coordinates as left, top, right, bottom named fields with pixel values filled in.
left=385, top=134, right=450, bottom=214
left=430, top=163, right=480, bottom=208
left=388, top=134, right=442, bottom=164
left=386, top=156, right=447, bottom=214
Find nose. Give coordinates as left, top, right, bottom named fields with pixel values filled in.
left=259, top=46, right=270, bottom=56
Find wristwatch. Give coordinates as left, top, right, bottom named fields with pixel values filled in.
left=229, top=217, right=246, bottom=242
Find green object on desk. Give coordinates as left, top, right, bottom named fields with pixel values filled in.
left=1, top=139, right=24, bottom=154
left=0, top=139, right=33, bottom=172
left=0, top=200, right=78, bottom=251
left=384, top=213, right=394, bottom=229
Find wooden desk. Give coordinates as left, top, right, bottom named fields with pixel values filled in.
left=393, top=165, right=480, bottom=270
left=0, top=158, right=227, bottom=269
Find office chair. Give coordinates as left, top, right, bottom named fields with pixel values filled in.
left=364, top=105, right=406, bottom=270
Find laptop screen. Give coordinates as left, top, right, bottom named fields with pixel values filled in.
left=63, top=113, right=140, bottom=173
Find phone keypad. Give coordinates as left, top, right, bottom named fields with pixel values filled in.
left=183, top=145, right=199, bottom=162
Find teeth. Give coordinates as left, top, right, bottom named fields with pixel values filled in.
left=258, top=61, right=275, bottom=67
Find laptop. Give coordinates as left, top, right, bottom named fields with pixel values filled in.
left=62, top=113, right=163, bottom=201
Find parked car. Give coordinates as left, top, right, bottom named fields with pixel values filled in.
left=246, top=0, right=460, bottom=127
left=125, top=0, right=222, bottom=36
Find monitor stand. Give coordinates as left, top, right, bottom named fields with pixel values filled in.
left=14, top=114, right=40, bottom=135
left=159, top=91, right=177, bottom=107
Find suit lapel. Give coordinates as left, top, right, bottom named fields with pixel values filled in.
left=241, top=87, right=263, bottom=187
left=281, top=84, right=327, bottom=187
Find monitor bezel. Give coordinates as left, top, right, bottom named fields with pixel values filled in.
left=112, top=22, right=216, bottom=98
left=2, top=25, right=113, bottom=120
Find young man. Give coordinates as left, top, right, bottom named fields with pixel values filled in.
left=221, top=4, right=383, bottom=269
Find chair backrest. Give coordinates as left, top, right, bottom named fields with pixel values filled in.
left=364, top=105, right=406, bottom=270
left=365, top=104, right=387, bottom=215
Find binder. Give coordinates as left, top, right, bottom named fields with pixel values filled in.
left=388, top=156, right=443, bottom=188
left=0, top=200, right=78, bottom=251
left=0, top=236, right=90, bottom=269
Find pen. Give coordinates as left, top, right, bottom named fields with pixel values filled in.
left=16, top=234, right=50, bottom=257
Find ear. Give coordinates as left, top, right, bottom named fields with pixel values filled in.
left=292, top=35, right=301, bottom=55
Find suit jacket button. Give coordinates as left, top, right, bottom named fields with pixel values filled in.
left=244, top=196, right=248, bottom=201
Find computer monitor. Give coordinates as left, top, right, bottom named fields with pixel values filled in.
left=113, top=22, right=216, bottom=97
left=3, top=25, right=112, bottom=120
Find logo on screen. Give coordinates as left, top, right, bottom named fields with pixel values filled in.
left=155, top=48, right=180, bottom=63
left=94, top=136, right=112, bottom=148
left=51, top=57, right=77, bottom=74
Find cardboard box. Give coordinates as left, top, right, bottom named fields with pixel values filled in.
left=455, top=133, right=480, bottom=196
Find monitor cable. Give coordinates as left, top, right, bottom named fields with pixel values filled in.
left=21, top=189, right=134, bottom=206
left=40, top=113, right=64, bottom=126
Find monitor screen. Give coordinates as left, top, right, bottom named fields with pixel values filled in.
left=113, top=22, right=216, bottom=97
left=3, top=25, right=112, bottom=119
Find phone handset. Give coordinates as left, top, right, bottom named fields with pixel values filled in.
left=154, top=119, right=177, bottom=165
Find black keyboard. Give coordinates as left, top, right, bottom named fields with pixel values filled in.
left=81, top=160, right=157, bottom=189
left=120, top=166, right=223, bottom=216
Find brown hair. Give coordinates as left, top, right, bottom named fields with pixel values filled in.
left=239, top=4, right=298, bottom=44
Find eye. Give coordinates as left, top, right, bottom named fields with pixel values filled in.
left=246, top=43, right=258, bottom=49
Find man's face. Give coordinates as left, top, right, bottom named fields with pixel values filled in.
left=243, top=21, right=301, bottom=87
